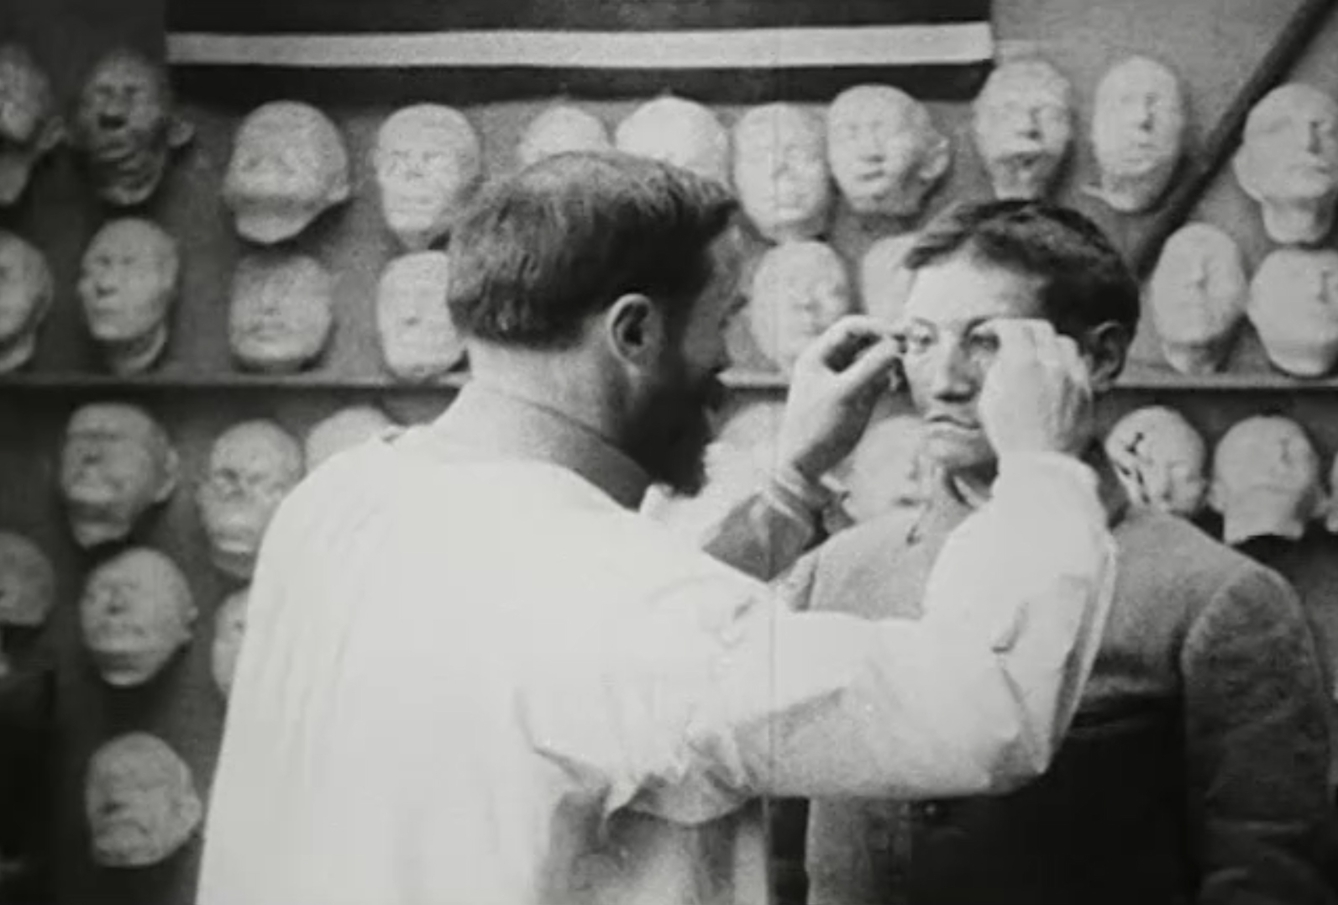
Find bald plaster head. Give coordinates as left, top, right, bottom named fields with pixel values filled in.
left=0, top=530, right=54, bottom=678
left=197, top=420, right=303, bottom=579
left=860, top=233, right=917, bottom=325
left=1210, top=415, right=1325, bottom=544
left=211, top=586, right=248, bottom=699
left=1104, top=406, right=1207, bottom=517
left=973, top=58, right=1073, bottom=200
left=749, top=241, right=853, bottom=374
left=373, top=104, right=482, bottom=250
left=304, top=406, right=396, bottom=471
left=1248, top=247, right=1338, bottom=378
left=78, top=218, right=179, bottom=374
left=72, top=47, right=192, bottom=207
left=834, top=414, right=933, bottom=523
left=1233, top=83, right=1338, bottom=245
left=615, top=96, right=730, bottom=185
left=1147, top=222, right=1247, bottom=375
left=733, top=103, right=832, bottom=241
left=85, top=733, right=201, bottom=867
left=376, top=251, right=463, bottom=382
left=517, top=104, right=611, bottom=168
left=222, top=101, right=349, bottom=245
left=1088, top=56, right=1187, bottom=213
left=0, top=44, right=62, bottom=206
left=59, top=403, right=178, bottom=548
left=79, top=547, right=195, bottom=687
left=827, top=85, right=950, bottom=219
left=229, top=253, right=334, bottom=373
left=0, top=229, right=51, bottom=372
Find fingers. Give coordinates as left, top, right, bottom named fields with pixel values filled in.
left=833, top=338, right=903, bottom=395
left=800, top=315, right=900, bottom=371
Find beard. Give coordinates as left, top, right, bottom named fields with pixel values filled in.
left=626, top=364, right=724, bottom=498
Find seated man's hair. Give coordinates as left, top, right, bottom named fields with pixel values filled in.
left=448, top=152, right=738, bottom=349
left=905, top=200, right=1140, bottom=341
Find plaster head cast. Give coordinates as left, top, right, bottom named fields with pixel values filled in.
left=1147, top=222, right=1247, bottom=375
left=211, top=586, right=248, bottom=699
left=1233, top=83, right=1338, bottom=245
left=827, top=85, right=951, bottom=219
left=0, top=44, right=62, bottom=205
left=59, top=403, right=178, bottom=548
left=228, top=253, right=334, bottom=373
left=748, top=240, right=853, bottom=374
left=0, top=531, right=54, bottom=677
left=733, top=103, right=831, bottom=241
left=304, top=406, right=396, bottom=471
left=0, top=229, right=52, bottom=372
left=79, top=547, right=195, bottom=687
left=72, top=47, right=192, bottom=207
left=376, top=250, right=464, bottom=382
left=197, top=420, right=303, bottom=579
left=860, top=233, right=917, bottom=324
left=373, top=104, right=482, bottom=250
left=973, top=59, right=1074, bottom=200
left=78, top=218, right=179, bottom=374
left=834, top=414, right=933, bottom=523
left=85, top=733, right=202, bottom=867
left=222, top=101, right=350, bottom=245
left=615, top=96, right=731, bottom=186
left=516, top=104, right=610, bottom=168
left=1087, top=56, right=1187, bottom=213
left=1248, top=247, right=1338, bottom=377
left=1104, top=405, right=1207, bottom=516
left=1210, top=415, right=1325, bottom=544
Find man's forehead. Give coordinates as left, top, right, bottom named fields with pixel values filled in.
left=902, top=253, right=1044, bottom=322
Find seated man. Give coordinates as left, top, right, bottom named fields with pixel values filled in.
left=792, top=200, right=1336, bottom=905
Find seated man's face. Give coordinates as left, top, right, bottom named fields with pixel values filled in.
left=78, top=219, right=174, bottom=344
left=79, top=548, right=194, bottom=686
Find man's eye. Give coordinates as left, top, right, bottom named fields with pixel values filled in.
left=903, top=326, right=935, bottom=354
left=964, top=330, right=1000, bottom=357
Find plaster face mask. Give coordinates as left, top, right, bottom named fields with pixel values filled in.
left=228, top=254, right=334, bottom=373
left=373, top=104, right=482, bottom=250
left=72, top=48, right=192, bottom=207
left=78, top=218, right=179, bottom=374
left=835, top=414, right=933, bottom=523
left=1210, top=415, right=1325, bottom=544
left=827, top=85, right=951, bottom=219
left=748, top=241, right=853, bottom=373
left=1233, top=83, right=1338, bottom=245
left=376, top=251, right=464, bottom=382
left=59, top=403, right=178, bottom=548
left=304, top=406, right=396, bottom=471
left=1087, top=56, right=1187, bottom=213
left=1147, top=223, right=1247, bottom=375
left=1104, top=406, right=1207, bottom=517
left=0, top=44, right=62, bottom=206
left=211, top=587, right=248, bottom=699
left=615, top=96, right=731, bottom=185
left=733, top=103, right=831, bottom=241
left=0, top=230, right=52, bottom=373
left=79, top=547, right=195, bottom=687
left=196, top=420, right=303, bottom=579
left=85, top=733, right=202, bottom=868
left=973, top=59, right=1073, bottom=200
left=1248, top=247, right=1338, bottom=378
left=222, top=101, right=350, bottom=245
left=516, top=104, right=611, bottom=168
left=860, top=233, right=917, bottom=324
left=0, top=531, right=54, bottom=678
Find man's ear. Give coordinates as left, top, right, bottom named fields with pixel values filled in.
left=1081, top=320, right=1132, bottom=391
left=604, top=292, right=667, bottom=370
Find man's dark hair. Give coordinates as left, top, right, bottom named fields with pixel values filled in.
left=904, top=199, right=1141, bottom=340
left=448, top=152, right=739, bottom=349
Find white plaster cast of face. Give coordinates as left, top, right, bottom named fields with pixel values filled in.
left=1147, top=223, right=1247, bottom=375
left=73, top=48, right=192, bottom=207
left=973, top=59, right=1073, bottom=200
left=0, top=44, right=62, bottom=206
left=0, top=531, right=54, bottom=678
left=835, top=414, right=933, bottom=523
left=748, top=241, right=853, bottom=373
left=211, top=587, right=248, bottom=699
left=59, top=403, right=178, bottom=548
left=376, top=251, right=464, bottom=382
left=1248, top=247, right=1338, bottom=378
left=304, top=406, right=396, bottom=471
left=827, top=85, right=951, bottom=219
left=1210, top=415, right=1326, bottom=544
left=615, top=96, right=731, bottom=185
left=197, top=420, right=303, bottom=579
left=0, top=230, right=51, bottom=373
left=1233, top=83, right=1338, bottom=245
left=85, top=733, right=202, bottom=868
left=78, top=218, right=178, bottom=375
left=517, top=104, right=611, bottom=168
left=1104, top=406, right=1207, bottom=517
left=1087, top=56, right=1187, bottom=213
left=733, top=103, right=832, bottom=241
left=79, top=547, right=195, bottom=687
left=229, top=254, right=334, bottom=373
left=860, top=233, right=917, bottom=324
left=373, top=104, right=482, bottom=250
left=222, top=101, right=350, bottom=245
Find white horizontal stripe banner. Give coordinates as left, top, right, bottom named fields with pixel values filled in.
left=167, top=23, right=993, bottom=70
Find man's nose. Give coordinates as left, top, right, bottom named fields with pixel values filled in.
left=926, top=343, right=976, bottom=400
